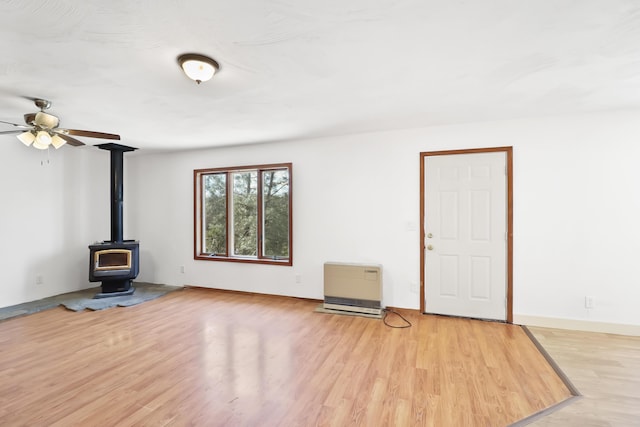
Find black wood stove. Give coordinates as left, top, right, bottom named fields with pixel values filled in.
left=89, top=143, right=139, bottom=298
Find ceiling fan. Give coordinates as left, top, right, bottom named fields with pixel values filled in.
left=0, top=98, right=120, bottom=149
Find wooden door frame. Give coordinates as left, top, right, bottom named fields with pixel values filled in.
left=420, top=147, right=513, bottom=323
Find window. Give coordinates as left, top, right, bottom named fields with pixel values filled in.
left=194, top=163, right=292, bottom=265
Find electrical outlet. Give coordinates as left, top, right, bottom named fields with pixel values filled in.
left=410, top=282, right=419, bottom=293
left=35, top=274, right=44, bottom=285
left=179, top=265, right=185, bottom=274
left=585, top=296, right=595, bottom=309
left=295, top=274, right=302, bottom=284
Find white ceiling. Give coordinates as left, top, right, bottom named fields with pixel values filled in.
left=1, top=0, right=640, bottom=151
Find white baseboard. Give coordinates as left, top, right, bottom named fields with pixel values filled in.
left=514, top=314, right=640, bottom=337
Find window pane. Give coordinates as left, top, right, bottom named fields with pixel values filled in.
left=203, top=173, right=227, bottom=255
left=262, top=169, right=290, bottom=259
left=232, top=171, right=258, bottom=256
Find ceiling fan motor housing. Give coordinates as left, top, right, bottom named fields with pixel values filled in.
left=34, top=99, right=51, bottom=111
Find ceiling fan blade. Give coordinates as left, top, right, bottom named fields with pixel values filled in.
left=56, top=133, right=85, bottom=147
left=63, top=129, right=120, bottom=140
left=0, top=119, right=29, bottom=128
left=0, top=130, right=24, bottom=135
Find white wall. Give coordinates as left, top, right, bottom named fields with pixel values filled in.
left=3, top=110, right=640, bottom=332
left=0, top=143, right=110, bottom=308
left=128, top=110, right=640, bottom=329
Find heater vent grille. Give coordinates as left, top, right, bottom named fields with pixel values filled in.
left=324, top=262, right=382, bottom=315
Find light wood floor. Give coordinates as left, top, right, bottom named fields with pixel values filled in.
left=0, top=288, right=572, bottom=426
left=528, top=327, right=640, bottom=426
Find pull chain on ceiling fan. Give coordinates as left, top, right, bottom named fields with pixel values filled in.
left=0, top=98, right=121, bottom=149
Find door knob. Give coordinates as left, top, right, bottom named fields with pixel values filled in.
left=427, top=245, right=434, bottom=250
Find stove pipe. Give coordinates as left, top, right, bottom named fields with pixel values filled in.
left=97, top=143, right=137, bottom=243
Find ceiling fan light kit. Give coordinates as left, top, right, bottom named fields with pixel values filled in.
left=51, top=134, right=66, bottom=149
left=17, top=129, right=66, bottom=149
left=177, top=53, right=219, bottom=84
left=36, top=130, right=52, bottom=146
left=17, top=131, right=35, bottom=146
left=34, top=111, right=59, bottom=129
left=32, top=140, right=49, bottom=150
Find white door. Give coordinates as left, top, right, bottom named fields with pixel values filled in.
left=424, top=151, right=507, bottom=321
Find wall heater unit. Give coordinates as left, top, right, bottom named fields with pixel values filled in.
left=324, top=262, right=383, bottom=315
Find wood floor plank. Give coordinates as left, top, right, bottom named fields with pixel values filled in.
left=0, top=288, right=573, bottom=426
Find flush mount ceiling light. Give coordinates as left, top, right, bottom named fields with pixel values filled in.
left=177, top=53, right=219, bottom=84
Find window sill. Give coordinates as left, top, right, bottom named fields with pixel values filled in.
left=194, top=254, right=292, bottom=266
